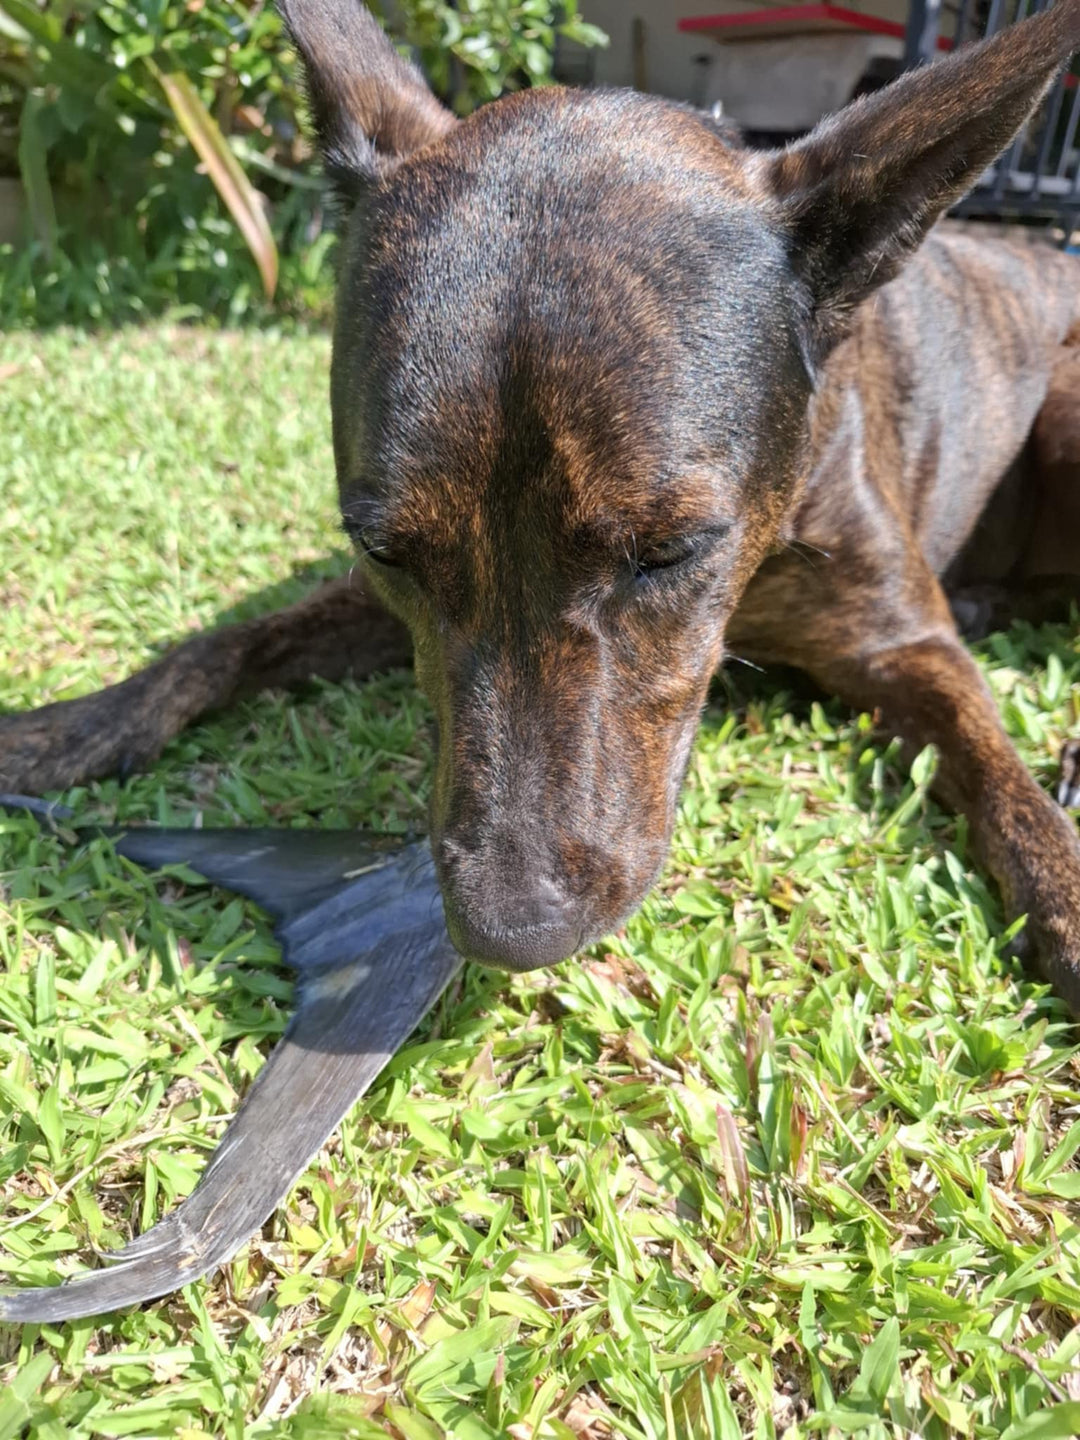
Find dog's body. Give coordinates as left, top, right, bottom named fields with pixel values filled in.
left=6, top=2, right=1080, bottom=1005
left=734, top=227, right=1080, bottom=652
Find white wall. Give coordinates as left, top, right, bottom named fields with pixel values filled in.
left=576, top=0, right=916, bottom=102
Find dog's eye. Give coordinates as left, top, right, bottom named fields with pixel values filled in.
left=627, top=524, right=731, bottom=583
left=358, top=531, right=402, bottom=568
left=634, top=540, right=696, bottom=576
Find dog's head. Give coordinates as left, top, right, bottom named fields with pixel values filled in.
left=281, top=0, right=1080, bottom=970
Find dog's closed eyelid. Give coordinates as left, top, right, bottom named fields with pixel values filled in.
left=635, top=541, right=695, bottom=573
left=633, top=523, right=733, bottom=573
left=348, top=523, right=403, bottom=569
left=360, top=540, right=402, bottom=568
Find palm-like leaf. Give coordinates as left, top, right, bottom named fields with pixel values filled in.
left=153, top=66, right=279, bottom=299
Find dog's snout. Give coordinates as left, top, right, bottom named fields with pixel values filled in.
left=448, top=910, right=581, bottom=972
left=438, top=859, right=582, bottom=971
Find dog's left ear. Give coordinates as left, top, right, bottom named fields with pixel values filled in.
left=278, top=0, right=455, bottom=194
left=767, top=0, right=1080, bottom=352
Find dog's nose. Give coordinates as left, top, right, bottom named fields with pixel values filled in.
left=442, top=876, right=581, bottom=971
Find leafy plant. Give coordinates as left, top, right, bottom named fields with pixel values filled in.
left=0, top=0, right=303, bottom=295
left=0, top=0, right=607, bottom=324
left=389, top=0, right=608, bottom=111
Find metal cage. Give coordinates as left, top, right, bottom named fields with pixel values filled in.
left=905, top=0, right=1080, bottom=236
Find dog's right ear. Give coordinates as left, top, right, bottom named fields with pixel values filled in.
left=278, top=0, right=455, bottom=193
left=765, top=0, right=1080, bottom=356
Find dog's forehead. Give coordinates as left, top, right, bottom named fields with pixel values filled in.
left=332, top=88, right=804, bottom=533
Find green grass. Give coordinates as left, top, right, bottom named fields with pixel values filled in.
left=3, top=327, right=1080, bottom=1439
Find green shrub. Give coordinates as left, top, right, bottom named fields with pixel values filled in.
left=0, top=0, right=606, bottom=327
left=1, top=0, right=325, bottom=321
left=391, top=0, right=607, bottom=111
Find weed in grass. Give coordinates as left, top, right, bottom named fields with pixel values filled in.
left=3, top=328, right=1080, bottom=1437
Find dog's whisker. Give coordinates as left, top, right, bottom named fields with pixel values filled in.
left=783, top=540, right=831, bottom=569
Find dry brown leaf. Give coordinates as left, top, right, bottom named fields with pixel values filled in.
left=562, top=1389, right=617, bottom=1437
left=375, top=1277, right=437, bottom=1351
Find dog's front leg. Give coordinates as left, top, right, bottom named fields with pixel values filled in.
left=0, top=577, right=411, bottom=794
left=813, top=632, right=1080, bottom=1012
left=732, top=544, right=1080, bottom=1010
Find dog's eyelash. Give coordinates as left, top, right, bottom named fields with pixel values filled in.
left=339, top=503, right=402, bottom=567
left=630, top=524, right=731, bottom=580
left=634, top=547, right=694, bottom=576
left=362, top=542, right=401, bottom=568
left=350, top=525, right=402, bottom=568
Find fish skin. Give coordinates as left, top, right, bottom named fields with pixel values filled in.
left=0, top=820, right=461, bottom=1323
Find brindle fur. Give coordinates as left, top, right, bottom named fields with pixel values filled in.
left=6, top=1, right=1080, bottom=1000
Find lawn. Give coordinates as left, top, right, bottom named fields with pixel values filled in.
left=2, top=327, right=1080, bottom=1440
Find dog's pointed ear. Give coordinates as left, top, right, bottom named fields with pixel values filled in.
left=766, top=0, right=1080, bottom=352
left=278, top=0, right=455, bottom=193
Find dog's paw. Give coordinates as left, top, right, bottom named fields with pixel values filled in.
left=1058, top=738, right=1080, bottom=810
left=949, top=592, right=995, bottom=641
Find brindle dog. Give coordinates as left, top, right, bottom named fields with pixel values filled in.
left=6, top=1, right=1080, bottom=1005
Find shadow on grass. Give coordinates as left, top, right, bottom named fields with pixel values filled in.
left=143, top=547, right=356, bottom=655
left=696, top=618, right=1080, bottom=1019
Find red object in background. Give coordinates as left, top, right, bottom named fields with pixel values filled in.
left=677, top=7, right=1080, bottom=84
left=677, top=4, right=950, bottom=49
